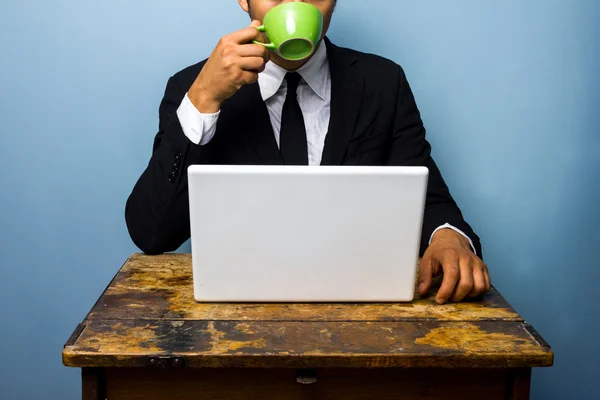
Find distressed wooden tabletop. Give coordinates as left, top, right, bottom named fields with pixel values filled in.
left=63, top=254, right=553, bottom=369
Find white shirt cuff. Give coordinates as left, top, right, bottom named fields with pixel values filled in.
left=176, top=93, right=220, bottom=145
left=429, top=223, right=477, bottom=255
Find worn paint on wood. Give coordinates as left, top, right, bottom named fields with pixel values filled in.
left=86, top=254, right=521, bottom=322
left=63, top=253, right=553, bottom=370
left=63, top=319, right=553, bottom=368
left=414, top=323, right=542, bottom=353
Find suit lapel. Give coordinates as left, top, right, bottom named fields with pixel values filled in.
left=321, top=38, right=365, bottom=165
left=222, top=82, right=283, bottom=164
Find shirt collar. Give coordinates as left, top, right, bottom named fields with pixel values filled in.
left=258, top=40, right=329, bottom=101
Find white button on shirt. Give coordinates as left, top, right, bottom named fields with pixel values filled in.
left=175, top=42, right=476, bottom=253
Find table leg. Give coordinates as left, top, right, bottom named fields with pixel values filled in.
left=82, top=368, right=106, bottom=400
left=507, top=368, right=532, bottom=400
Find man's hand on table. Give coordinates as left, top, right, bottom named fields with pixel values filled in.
left=418, top=228, right=491, bottom=304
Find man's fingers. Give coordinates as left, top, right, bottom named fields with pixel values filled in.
left=228, top=25, right=263, bottom=44
left=238, top=56, right=268, bottom=72
left=483, top=263, right=491, bottom=291
left=436, top=256, right=460, bottom=304
left=239, top=70, right=259, bottom=85
left=468, top=263, right=487, bottom=298
left=450, top=256, right=474, bottom=303
left=418, top=256, right=434, bottom=296
left=238, top=44, right=271, bottom=61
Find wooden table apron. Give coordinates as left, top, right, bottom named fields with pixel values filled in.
left=63, top=254, right=553, bottom=400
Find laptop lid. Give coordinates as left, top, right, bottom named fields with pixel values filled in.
left=188, top=165, right=428, bottom=302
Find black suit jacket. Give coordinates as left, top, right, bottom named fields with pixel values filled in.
left=125, top=38, right=482, bottom=256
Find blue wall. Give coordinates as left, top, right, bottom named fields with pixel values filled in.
left=1, top=1, right=598, bottom=398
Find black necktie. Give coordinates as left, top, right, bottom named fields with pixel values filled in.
left=280, top=72, right=309, bottom=165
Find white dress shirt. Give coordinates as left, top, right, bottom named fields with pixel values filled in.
left=178, top=42, right=331, bottom=166
left=176, top=43, right=476, bottom=253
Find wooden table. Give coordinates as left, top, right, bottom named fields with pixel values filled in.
left=63, top=254, right=553, bottom=399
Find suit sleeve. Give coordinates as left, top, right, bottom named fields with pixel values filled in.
left=386, top=65, right=482, bottom=257
left=125, top=75, right=214, bottom=254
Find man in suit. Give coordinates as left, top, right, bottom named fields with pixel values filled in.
left=126, top=0, right=491, bottom=304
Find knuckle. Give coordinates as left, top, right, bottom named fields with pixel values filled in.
left=223, top=44, right=238, bottom=58
left=231, top=69, right=243, bottom=82
left=225, top=61, right=238, bottom=74
left=460, top=253, right=473, bottom=264
left=444, top=248, right=458, bottom=259
left=459, top=279, right=474, bottom=292
left=422, top=247, right=433, bottom=259
left=218, top=37, right=230, bottom=47
left=446, top=270, right=459, bottom=281
left=476, top=282, right=487, bottom=293
left=239, top=73, right=250, bottom=84
left=446, top=263, right=460, bottom=275
left=222, top=55, right=236, bottom=69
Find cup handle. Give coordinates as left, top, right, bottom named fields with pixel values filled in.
left=253, top=25, right=277, bottom=50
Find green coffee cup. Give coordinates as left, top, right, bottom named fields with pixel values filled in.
left=254, top=2, right=324, bottom=61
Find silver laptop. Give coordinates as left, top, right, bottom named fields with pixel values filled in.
left=188, top=165, right=428, bottom=302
